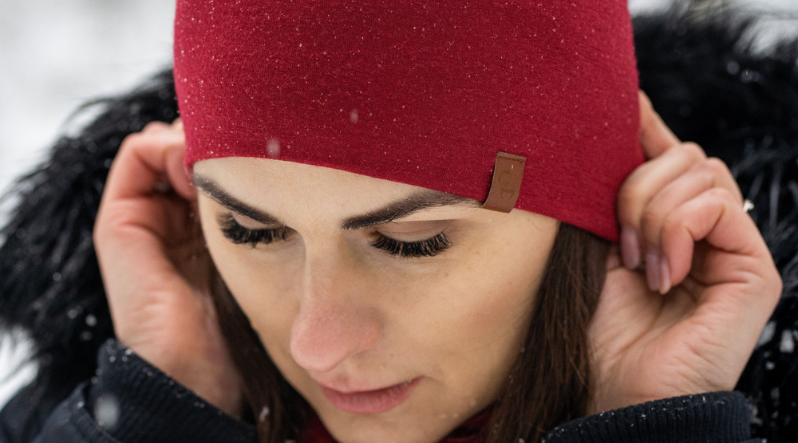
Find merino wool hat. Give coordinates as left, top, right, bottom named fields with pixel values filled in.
left=174, top=0, right=644, bottom=242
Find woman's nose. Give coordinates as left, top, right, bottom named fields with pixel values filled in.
left=289, top=253, right=381, bottom=373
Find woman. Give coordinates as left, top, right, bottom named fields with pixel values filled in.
left=0, top=1, right=794, bottom=442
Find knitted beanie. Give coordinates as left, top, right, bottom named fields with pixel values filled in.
left=174, top=0, right=643, bottom=242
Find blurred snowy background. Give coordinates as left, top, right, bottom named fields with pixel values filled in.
left=0, top=0, right=796, bottom=411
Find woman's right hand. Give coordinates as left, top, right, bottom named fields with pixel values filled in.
left=93, top=120, right=243, bottom=417
left=588, top=93, right=781, bottom=414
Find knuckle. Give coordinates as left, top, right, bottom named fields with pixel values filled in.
left=702, top=157, right=742, bottom=199
left=142, top=121, right=169, bottom=134
left=758, top=268, right=784, bottom=312
left=94, top=205, right=133, bottom=244
left=773, top=273, right=785, bottom=301
left=707, top=186, right=734, bottom=203
left=703, top=157, right=729, bottom=172
left=679, top=142, right=707, bottom=163
left=701, top=157, right=731, bottom=178
left=659, top=212, right=682, bottom=236
left=118, top=132, right=145, bottom=152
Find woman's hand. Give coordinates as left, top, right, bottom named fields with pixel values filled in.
left=588, top=92, right=783, bottom=413
left=93, top=120, right=243, bottom=416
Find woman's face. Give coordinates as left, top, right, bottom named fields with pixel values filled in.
left=193, top=158, right=559, bottom=443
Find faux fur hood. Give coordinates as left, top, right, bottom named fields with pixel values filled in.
left=1, top=3, right=796, bottom=442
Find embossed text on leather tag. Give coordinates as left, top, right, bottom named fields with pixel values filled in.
left=481, top=152, right=526, bottom=213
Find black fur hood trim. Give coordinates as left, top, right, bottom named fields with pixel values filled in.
left=1, top=4, right=796, bottom=442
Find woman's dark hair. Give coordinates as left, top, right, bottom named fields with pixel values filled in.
left=211, top=222, right=610, bottom=443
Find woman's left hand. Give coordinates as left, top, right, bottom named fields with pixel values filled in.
left=588, top=91, right=783, bottom=414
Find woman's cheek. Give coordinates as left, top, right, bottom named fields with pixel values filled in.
left=434, top=259, right=535, bottom=359
left=423, top=221, right=553, bottom=385
left=200, top=222, right=299, bottom=338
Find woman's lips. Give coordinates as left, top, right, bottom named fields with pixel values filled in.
left=320, top=377, right=422, bottom=414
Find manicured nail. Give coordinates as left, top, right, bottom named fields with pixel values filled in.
left=620, top=226, right=641, bottom=269
left=646, top=248, right=661, bottom=292
left=659, top=254, right=671, bottom=294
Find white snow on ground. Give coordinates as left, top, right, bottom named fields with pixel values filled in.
left=0, top=0, right=796, bottom=411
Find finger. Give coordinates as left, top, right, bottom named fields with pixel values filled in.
left=639, top=157, right=744, bottom=248
left=638, top=90, right=681, bottom=159
left=617, top=142, right=707, bottom=268
left=618, top=142, right=707, bottom=229
left=103, top=129, right=188, bottom=202
left=142, top=121, right=172, bottom=135
left=658, top=188, right=771, bottom=295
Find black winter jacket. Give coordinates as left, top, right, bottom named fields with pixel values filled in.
left=1, top=4, right=797, bottom=443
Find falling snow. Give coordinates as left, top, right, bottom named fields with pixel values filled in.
left=780, top=330, right=794, bottom=354
left=267, top=138, right=281, bottom=158
left=758, top=321, right=777, bottom=347
left=95, top=395, right=120, bottom=431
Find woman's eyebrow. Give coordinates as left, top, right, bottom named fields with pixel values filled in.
left=192, top=174, right=280, bottom=225
left=191, top=173, right=477, bottom=229
left=341, top=192, right=476, bottom=230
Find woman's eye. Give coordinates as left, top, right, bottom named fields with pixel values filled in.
left=370, top=232, right=451, bottom=258
left=218, top=213, right=451, bottom=258
left=218, top=214, right=290, bottom=248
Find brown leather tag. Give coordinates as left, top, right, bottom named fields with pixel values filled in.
left=481, top=152, right=526, bottom=213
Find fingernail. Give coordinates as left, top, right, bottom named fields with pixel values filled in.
left=660, top=254, right=671, bottom=294
left=620, top=226, right=641, bottom=269
left=646, top=248, right=661, bottom=292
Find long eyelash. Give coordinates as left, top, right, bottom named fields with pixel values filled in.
left=217, top=214, right=289, bottom=248
left=371, top=232, right=451, bottom=258
left=218, top=213, right=450, bottom=258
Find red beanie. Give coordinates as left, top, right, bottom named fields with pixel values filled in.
left=174, top=0, right=643, bottom=242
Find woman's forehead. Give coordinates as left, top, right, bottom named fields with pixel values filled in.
left=193, top=157, right=482, bottom=224
left=194, top=156, right=449, bottom=197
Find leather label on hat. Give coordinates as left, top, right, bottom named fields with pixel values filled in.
left=481, top=152, right=526, bottom=213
